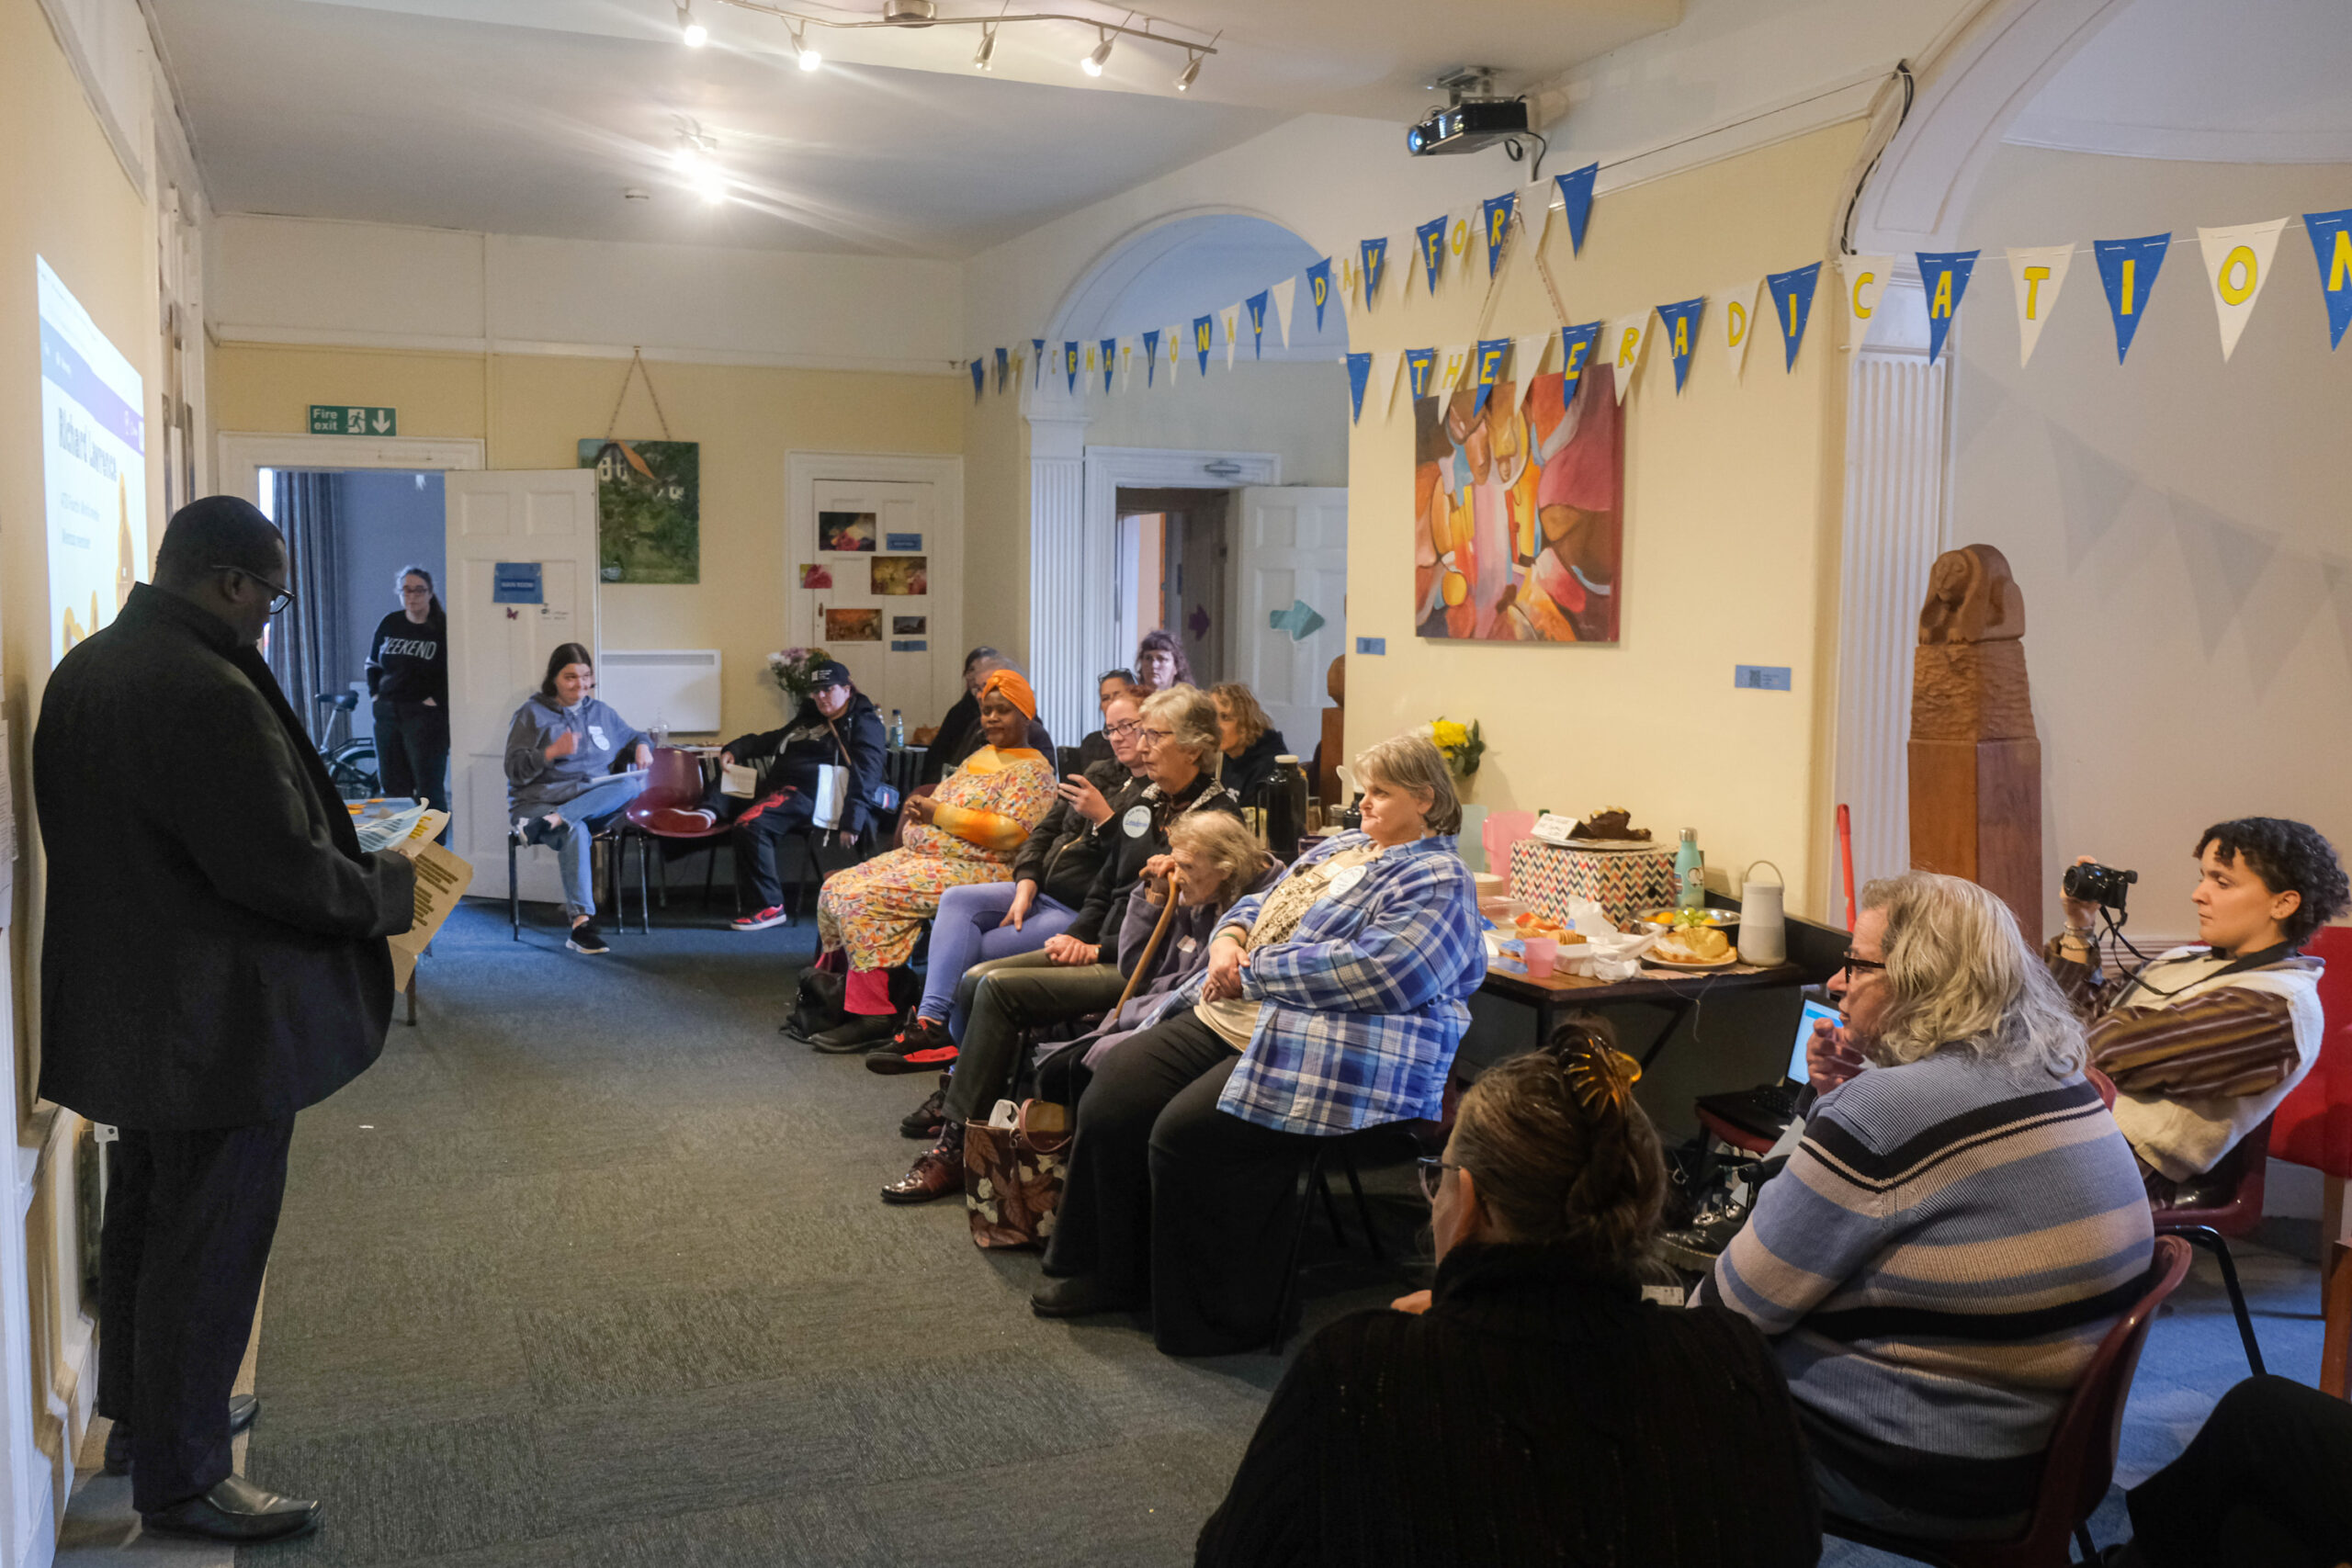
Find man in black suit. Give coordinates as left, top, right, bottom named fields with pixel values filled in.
left=35, top=496, right=417, bottom=1543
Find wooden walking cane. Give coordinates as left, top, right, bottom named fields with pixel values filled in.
left=1112, top=867, right=1184, bottom=1014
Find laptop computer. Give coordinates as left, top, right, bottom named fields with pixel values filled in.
left=1694, top=998, right=1840, bottom=1144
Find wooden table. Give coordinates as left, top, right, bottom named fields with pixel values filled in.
left=1481, top=961, right=1806, bottom=1067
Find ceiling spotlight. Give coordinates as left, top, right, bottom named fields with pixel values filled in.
left=1174, top=50, right=1201, bottom=91
left=788, top=21, right=821, bottom=70
left=1080, top=30, right=1114, bottom=76
left=973, top=24, right=996, bottom=70
left=675, top=2, right=706, bottom=46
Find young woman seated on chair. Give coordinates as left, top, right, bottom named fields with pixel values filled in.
left=717, top=659, right=888, bottom=932
left=1195, top=1026, right=1822, bottom=1568
left=805, top=670, right=1057, bottom=1052
left=1031, top=732, right=1486, bottom=1356
left=503, top=642, right=651, bottom=955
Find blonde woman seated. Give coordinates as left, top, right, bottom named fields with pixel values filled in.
left=807, top=669, right=1056, bottom=1052
left=1209, top=682, right=1289, bottom=805
left=1034, top=733, right=1487, bottom=1355
left=1196, top=1026, right=1820, bottom=1567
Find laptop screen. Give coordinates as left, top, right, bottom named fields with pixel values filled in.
left=1789, top=999, right=1840, bottom=1084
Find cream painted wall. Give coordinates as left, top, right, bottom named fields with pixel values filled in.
left=1081, top=361, right=1349, bottom=487
left=1346, top=124, right=1865, bottom=919
left=210, top=343, right=967, bottom=741
left=1947, top=147, right=2352, bottom=940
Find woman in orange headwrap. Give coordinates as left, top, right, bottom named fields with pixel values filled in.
left=808, top=668, right=1058, bottom=1051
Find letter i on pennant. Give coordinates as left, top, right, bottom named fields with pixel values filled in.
left=2093, top=233, right=2170, bottom=363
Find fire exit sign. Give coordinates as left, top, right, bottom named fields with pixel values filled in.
left=310, top=404, right=397, bottom=435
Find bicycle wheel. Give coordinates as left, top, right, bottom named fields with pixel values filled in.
left=328, top=742, right=380, bottom=801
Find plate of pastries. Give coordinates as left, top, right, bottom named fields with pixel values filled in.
left=1645, top=924, right=1741, bottom=970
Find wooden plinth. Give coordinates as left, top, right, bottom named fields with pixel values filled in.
left=1908, top=736, right=2044, bottom=946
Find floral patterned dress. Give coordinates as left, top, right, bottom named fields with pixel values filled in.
left=816, top=746, right=1057, bottom=969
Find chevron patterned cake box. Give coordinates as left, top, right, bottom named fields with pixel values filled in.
left=1508, top=840, right=1679, bottom=928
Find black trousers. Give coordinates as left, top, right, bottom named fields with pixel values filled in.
left=1043, top=1008, right=1315, bottom=1356
left=723, top=789, right=819, bottom=908
left=2128, top=1374, right=2352, bottom=1568
left=941, top=954, right=1124, bottom=1124
left=98, top=1117, right=295, bottom=1513
left=371, top=700, right=449, bottom=815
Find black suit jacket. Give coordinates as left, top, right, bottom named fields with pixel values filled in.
left=35, top=584, right=417, bottom=1130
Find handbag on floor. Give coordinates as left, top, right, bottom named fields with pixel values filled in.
left=782, top=966, right=848, bottom=1041
left=965, top=1099, right=1071, bottom=1250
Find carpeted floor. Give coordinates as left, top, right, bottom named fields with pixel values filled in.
left=50, top=895, right=2336, bottom=1566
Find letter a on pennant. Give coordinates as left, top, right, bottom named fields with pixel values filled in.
left=1654, top=298, right=1705, bottom=392
left=2006, top=244, right=2074, bottom=367
left=1915, top=249, right=1980, bottom=365
left=2304, top=208, right=2352, bottom=349
left=2196, top=219, right=2288, bottom=362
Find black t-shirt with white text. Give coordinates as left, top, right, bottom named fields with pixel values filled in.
left=368, top=610, right=447, bottom=705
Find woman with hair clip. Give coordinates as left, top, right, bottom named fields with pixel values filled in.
left=366, top=565, right=447, bottom=815
left=1196, top=1021, right=1819, bottom=1568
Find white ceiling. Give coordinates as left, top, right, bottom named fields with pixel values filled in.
left=150, top=0, right=1681, bottom=258
left=2005, top=0, right=2352, bottom=164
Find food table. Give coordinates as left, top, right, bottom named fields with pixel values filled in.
left=1480, top=961, right=1806, bottom=1068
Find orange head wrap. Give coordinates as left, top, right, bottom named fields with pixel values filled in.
left=978, top=667, right=1037, bottom=720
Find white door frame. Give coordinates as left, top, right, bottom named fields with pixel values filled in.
left=215, top=432, right=486, bottom=504
left=784, top=451, right=965, bottom=724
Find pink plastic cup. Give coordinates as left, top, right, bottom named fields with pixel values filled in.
left=1523, top=937, right=1558, bottom=978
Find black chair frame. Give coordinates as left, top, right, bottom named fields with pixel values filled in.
left=508, top=822, right=647, bottom=941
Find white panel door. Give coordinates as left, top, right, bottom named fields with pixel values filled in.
left=1230, top=487, right=1348, bottom=764
left=788, top=479, right=939, bottom=730
left=445, top=468, right=600, bottom=906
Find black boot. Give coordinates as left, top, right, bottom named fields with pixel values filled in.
left=808, top=1013, right=903, bottom=1055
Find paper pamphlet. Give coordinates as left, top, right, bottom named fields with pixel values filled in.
left=721, top=762, right=757, bottom=798
left=389, top=837, right=472, bottom=991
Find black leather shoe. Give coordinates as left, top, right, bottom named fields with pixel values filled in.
left=809, top=1014, right=902, bottom=1054
left=104, top=1395, right=262, bottom=1476
left=1030, top=1274, right=1143, bottom=1319
left=142, top=1474, right=321, bottom=1543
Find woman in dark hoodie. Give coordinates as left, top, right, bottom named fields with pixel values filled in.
left=1211, top=683, right=1289, bottom=806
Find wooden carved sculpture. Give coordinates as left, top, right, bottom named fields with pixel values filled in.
left=1908, top=543, right=2044, bottom=942
left=1317, top=653, right=1346, bottom=807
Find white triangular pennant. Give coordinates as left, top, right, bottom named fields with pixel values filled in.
left=1606, top=310, right=1650, bottom=403
left=2197, top=219, right=2289, bottom=362
left=1271, top=276, right=1297, bottom=348
left=1717, top=278, right=1761, bottom=378
left=1223, top=304, right=1241, bottom=370
left=1437, top=343, right=1471, bottom=394
left=2006, top=244, right=2074, bottom=367
left=1515, top=332, right=1551, bottom=385
left=1840, top=254, right=1895, bottom=344
left=1448, top=208, right=1477, bottom=283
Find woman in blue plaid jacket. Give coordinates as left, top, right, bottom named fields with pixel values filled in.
left=1035, top=732, right=1487, bottom=1355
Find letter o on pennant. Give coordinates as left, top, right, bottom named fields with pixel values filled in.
left=2220, top=244, right=2258, bottom=306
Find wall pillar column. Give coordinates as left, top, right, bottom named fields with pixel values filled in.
left=1027, top=412, right=1090, bottom=746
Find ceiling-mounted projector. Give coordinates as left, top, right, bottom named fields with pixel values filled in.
left=1408, top=66, right=1526, bottom=156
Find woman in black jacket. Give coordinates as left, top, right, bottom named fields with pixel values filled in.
left=1211, top=682, right=1289, bottom=806
left=365, top=565, right=448, bottom=812
left=880, top=685, right=1238, bottom=1201
left=1194, top=1024, right=1820, bottom=1568
left=718, top=660, right=888, bottom=931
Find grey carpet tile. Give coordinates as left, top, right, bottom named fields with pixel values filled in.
left=243, top=1413, right=556, bottom=1566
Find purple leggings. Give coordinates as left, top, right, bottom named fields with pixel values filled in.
left=918, top=880, right=1079, bottom=1035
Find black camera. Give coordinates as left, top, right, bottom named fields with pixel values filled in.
left=2063, top=862, right=2138, bottom=913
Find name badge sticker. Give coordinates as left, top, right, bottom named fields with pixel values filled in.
left=1122, top=805, right=1152, bottom=838
left=1177, top=936, right=1197, bottom=953
left=588, top=726, right=610, bottom=750
left=1329, top=864, right=1368, bottom=897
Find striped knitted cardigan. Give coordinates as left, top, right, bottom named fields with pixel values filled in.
left=1703, top=1046, right=2154, bottom=1529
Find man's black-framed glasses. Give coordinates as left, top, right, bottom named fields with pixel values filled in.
left=1839, top=953, right=1887, bottom=980
left=214, top=564, right=296, bottom=615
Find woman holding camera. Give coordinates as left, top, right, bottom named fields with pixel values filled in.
left=2048, top=818, right=2346, bottom=1201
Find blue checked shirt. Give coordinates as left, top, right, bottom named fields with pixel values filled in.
left=1148, top=831, right=1487, bottom=1136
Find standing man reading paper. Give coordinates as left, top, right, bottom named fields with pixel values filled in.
left=35, top=497, right=418, bottom=1544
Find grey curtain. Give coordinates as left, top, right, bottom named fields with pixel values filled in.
left=268, top=470, right=348, bottom=744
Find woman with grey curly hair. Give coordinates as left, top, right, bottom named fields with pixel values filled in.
left=1701, top=870, right=2153, bottom=1544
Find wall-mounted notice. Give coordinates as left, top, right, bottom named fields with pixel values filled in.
left=39, top=256, right=146, bottom=669
left=493, top=563, right=544, bottom=604
left=310, top=404, right=397, bottom=436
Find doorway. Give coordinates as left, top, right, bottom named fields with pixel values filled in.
left=1114, top=486, right=1228, bottom=688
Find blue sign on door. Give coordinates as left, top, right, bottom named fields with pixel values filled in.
left=493, top=563, right=543, bottom=604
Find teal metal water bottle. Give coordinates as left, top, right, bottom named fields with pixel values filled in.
left=1675, top=828, right=1705, bottom=910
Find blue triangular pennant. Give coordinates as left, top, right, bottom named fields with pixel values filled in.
left=1481, top=192, right=1517, bottom=277
left=1192, top=315, right=1214, bottom=375
left=2094, top=232, right=2171, bottom=362
left=1246, top=291, right=1270, bottom=358
left=1554, top=164, right=1598, bottom=254
left=993, top=345, right=1009, bottom=392
left=1100, top=337, right=1117, bottom=392
left=1916, top=249, right=1981, bottom=365
left=1470, top=337, right=1511, bottom=414
left=2304, top=209, right=2352, bottom=349
left=1404, top=347, right=1438, bottom=400
left=1142, top=329, right=1161, bottom=386
left=1766, top=263, right=1823, bottom=371
left=969, top=358, right=985, bottom=400
left=1653, top=298, right=1705, bottom=391
left=1346, top=352, right=1374, bottom=423
left=1306, top=259, right=1334, bottom=333
left=1416, top=218, right=1447, bottom=295
left=1361, top=237, right=1388, bottom=305
left=1063, top=341, right=1080, bottom=394
left=1558, top=322, right=1603, bottom=387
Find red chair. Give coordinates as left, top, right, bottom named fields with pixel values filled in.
left=623, top=748, right=736, bottom=923
left=2148, top=1117, right=2273, bottom=1375
left=2272, top=924, right=2351, bottom=1310
left=1825, top=1235, right=2193, bottom=1568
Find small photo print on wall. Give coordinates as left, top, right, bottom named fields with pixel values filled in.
left=819, top=511, right=877, bottom=552
left=871, top=557, right=928, bottom=595
left=825, top=607, right=883, bottom=642
left=799, top=563, right=834, bottom=590
left=892, top=615, right=927, bottom=635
